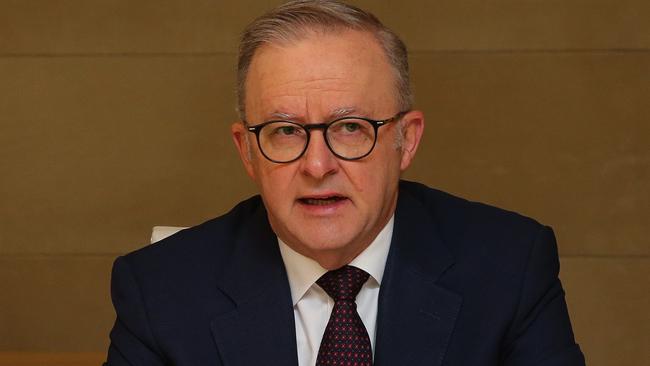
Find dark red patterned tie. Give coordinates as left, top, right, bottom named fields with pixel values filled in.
left=316, top=265, right=373, bottom=366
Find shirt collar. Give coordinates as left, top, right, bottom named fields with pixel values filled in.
left=278, top=215, right=394, bottom=306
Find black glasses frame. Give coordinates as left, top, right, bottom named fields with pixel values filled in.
left=245, top=111, right=408, bottom=163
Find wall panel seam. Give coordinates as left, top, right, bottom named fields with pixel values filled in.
left=1, top=254, right=648, bottom=259
left=410, top=48, right=650, bottom=54
left=0, top=52, right=231, bottom=58
left=1, top=48, right=650, bottom=59
left=0, top=253, right=121, bottom=258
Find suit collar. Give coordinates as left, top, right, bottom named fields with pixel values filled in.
left=374, top=186, right=462, bottom=366
left=278, top=214, right=394, bottom=306
left=210, top=201, right=298, bottom=365
left=209, top=186, right=462, bottom=366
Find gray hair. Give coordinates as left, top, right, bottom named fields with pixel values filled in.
left=237, top=0, right=413, bottom=120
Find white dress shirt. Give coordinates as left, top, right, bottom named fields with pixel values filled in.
left=278, top=215, right=394, bottom=366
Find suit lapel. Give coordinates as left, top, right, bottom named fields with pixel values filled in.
left=210, top=203, right=298, bottom=366
left=374, top=189, right=462, bottom=366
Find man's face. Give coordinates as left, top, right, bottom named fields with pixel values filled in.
left=232, top=30, right=423, bottom=269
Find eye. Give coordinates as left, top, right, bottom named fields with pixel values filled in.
left=342, top=122, right=361, bottom=132
left=330, top=119, right=367, bottom=135
left=276, top=125, right=298, bottom=135
left=266, top=122, right=304, bottom=137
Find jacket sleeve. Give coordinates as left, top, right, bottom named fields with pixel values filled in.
left=501, top=226, right=586, bottom=366
left=105, top=256, right=167, bottom=366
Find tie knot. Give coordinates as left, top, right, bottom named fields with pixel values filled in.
left=316, top=265, right=370, bottom=302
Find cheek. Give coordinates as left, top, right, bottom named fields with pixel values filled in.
left=256, top=165, right=296, bottom=205
left=344, top=162, right=394, bottom=202
left=361, top=150, right=402, bottom=197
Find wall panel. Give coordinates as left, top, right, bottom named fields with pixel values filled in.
left=382, top=0, right=650, bottom=51
left=0, top=256, right=114, bottom=351
left=1, top=0, right=648, bottom=54
left=0, top=0, right=279, bottom=54
left=561, top=257, right=650, bottom=366
left=0, top=0, right=647, bottom=362
left=406, top=51, right=650, bottom=256
left=0, top=56, right=256, bottom=255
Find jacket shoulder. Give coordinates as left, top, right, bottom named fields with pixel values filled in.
left=120, top=195, right=265, bottom=274
left=400, top=180, right=542, bottom=227
left=399, top=180, right=551, bottom=274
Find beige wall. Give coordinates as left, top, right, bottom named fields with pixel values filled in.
left=1, top=0, right=648, bottom=364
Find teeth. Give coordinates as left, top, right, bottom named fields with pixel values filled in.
left=303, top=197, right=341, bottom=205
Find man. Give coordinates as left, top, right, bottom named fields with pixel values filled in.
left=106, top=1, right=585, bottom=365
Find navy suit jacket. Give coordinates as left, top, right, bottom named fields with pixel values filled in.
left=106, top=180, right=585, bottom=365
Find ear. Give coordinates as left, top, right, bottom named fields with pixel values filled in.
left=398, top=110, right=425, bottom=171
left=231, top=121, right=257, bottom=180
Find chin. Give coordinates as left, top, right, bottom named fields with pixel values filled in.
left=301, top=228, right=352, bottom=248
left=271, top=213, right=365, bottom=255
left=298, top=226, right=362, bottom=253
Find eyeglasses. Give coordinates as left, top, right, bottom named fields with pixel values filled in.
left=245, top=111, right=407, bottom=163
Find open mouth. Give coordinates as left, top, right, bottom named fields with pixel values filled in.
left=298, top=196, right=346, bottom=206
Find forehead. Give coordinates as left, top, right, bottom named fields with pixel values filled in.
left=245, top=30, right=398, bottom=120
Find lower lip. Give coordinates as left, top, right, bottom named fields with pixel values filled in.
left=297, top=198, right=350, bottom=215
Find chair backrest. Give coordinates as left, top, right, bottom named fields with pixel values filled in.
left=150, top=226, right=187, bottom=243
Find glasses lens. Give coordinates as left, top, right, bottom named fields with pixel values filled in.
left=258, top=121, right=307, bottom=162
left=327, top=118, right=376, bottom=159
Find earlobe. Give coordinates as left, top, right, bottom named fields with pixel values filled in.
left=231, top=122, right=257, bottom=180
left=399, top=111, right=425, bottom=171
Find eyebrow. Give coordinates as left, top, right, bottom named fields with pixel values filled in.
left=269, top=111, right=295, bottom=120
left=331, top=107, right=357, bottom=118
left=266, top=107, right=360, bottom=122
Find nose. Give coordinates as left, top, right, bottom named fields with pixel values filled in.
left=299, top=130, right=339, bottom=179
